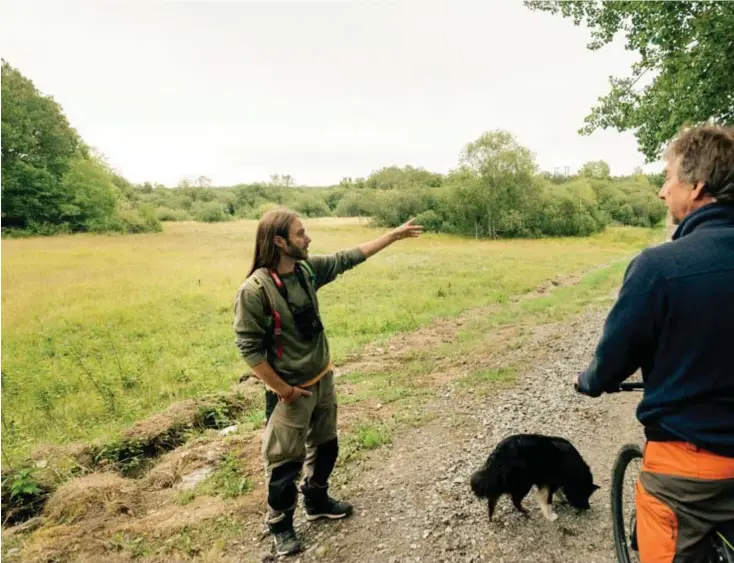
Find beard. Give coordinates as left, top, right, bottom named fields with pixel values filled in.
left=284, top=242, right=308, bottom=261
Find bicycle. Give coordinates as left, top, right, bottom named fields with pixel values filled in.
left=609, top=381, right=734, bottom=563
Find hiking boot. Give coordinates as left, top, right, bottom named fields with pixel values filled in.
left=301, top=479, right=353, bottom=521
left=267, top=509, right=302, bottom=556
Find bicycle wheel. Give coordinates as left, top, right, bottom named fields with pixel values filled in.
left=711, top=527, right=734, bottom=563
left=611, top=443, right=643, bottom=563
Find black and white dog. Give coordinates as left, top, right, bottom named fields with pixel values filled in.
left=470, top=433, right=600, bottom=522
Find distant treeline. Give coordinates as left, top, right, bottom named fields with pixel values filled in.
left=136, top=151, right=666, bottom=239
left=2, top=60, right=666, bottom=239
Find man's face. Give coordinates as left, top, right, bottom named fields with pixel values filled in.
left=658, top=156, right=700, bottom=225
left=279, top=218, right=311, bottom=261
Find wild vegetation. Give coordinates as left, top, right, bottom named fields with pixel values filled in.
left=1, top=219, right=662, bottom=466
left=525, top=0, right=734, bottom=161
left=1, top=61, right=161, bottom=237
left=2, top=60, right=667, bottom=241
left=130, top=143, right=667, bottom=239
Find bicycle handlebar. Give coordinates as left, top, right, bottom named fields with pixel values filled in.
left=574, top=379, right=644, bottom=395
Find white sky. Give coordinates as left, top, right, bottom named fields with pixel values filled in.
left=1, top=0, right=663, bottom=187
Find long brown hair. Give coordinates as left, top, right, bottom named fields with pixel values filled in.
left=247, top=208, right=300, bottom=277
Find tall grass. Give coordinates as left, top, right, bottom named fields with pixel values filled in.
left=1, top=218, right=663, bottom=461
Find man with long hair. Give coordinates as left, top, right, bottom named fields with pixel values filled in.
left=234, top=209, right=423, bottom=556
left=575, top=124, right=734, bottom=562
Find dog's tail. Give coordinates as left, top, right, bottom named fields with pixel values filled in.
left=469, top=465, right=503, bottom=499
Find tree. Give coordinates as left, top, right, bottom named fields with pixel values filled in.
left=191, top=201, right=228, bottom=222
left=525, top=1, right=734, bottom=161
left=59, top=155, right=120, bottom=230
left=442, top=167, right=487, bottom=238
left=269, top=174, right=295, bottom=188
left=1, top=60, right=161, bottom=235
left=1, top=60, right=83, bottom=224
left=334, top=190, right=376, bottom=217
left=195, top=175, right=212, bottom=189
left=292, top=192, right=331, bottom=217
left=579, top=160, right=610, bottom=180
left=458, top=130, right=538, bottom=238
left=371, top=188, right=437, bottom=228
left=365, top=165, right=443, bottom=190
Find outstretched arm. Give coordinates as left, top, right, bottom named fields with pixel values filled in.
left=308, top=218, right=424, bottom=288
left=359, top=218, right=425, bottom=258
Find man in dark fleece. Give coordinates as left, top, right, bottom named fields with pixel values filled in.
left=575, top=124, right=734, bottom=563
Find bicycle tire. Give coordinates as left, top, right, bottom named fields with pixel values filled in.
left=712, top=529, right=734, bottom=563
left=611, top=443, right=643, bottom=563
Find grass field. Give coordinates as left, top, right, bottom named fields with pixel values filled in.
left=1, top=218, right=663, bottom=463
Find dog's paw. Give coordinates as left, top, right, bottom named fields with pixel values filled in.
left=547, top=512, right=559, bottom=522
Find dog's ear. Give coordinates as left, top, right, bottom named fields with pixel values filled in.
left=591, top=484, right=601, bottom=493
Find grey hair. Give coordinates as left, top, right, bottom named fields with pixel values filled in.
left=665, top=125, right=734, bottom=203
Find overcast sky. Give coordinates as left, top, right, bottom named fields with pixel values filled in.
left=1, top=0, right=661, bottom=187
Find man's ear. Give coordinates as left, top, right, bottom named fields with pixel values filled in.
left=691, top=181, right=709, bottom=201
left=273, top=235, right=287, bottom=250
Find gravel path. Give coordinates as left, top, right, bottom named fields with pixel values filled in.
left=251, top=307, right=644, bottom=563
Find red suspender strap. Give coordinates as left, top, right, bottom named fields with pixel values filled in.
left=269, top=270, right=284, bottom=290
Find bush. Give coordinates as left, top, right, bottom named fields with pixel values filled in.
left=591, top=178, right=666, bottom=228
left=191, top=201, right=230, bottom=223
left=59, top=157, right=121, bottom=231
left=234, top=205, right=253, bottom=219
left=247, top=202, right=282, bottom=220
left=533, top=185, right=608, bottom=237
left=1, top=222, right=73, bottom=238
left=98, top=202, right=162, bottom=234
left=324, top=187, right=346, bottom=211
left=334, top=191, right=377, bottom=217
left=156, top=207, right=192, bottom=222
left=292, top=192, right=332, bottom=217
left=414, top=210, right=443, bottom=232
left=371, top=189, right=436, bottom=227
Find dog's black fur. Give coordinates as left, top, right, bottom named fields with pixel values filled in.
left=469, top=433, right=599, bottom=521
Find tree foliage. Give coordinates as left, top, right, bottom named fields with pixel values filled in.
left=1, top=60, right=161, bottom=235
left=525, top=1, right=734, bottom=161
left=130, top=128, right=666, bottom=239
left=456, top=131, right=539, bottom=238
left=579, top=160, right=611, bottom=180
left=2, top=60, right=667, bottom=241
left=2, top=60, right=82, bottom=225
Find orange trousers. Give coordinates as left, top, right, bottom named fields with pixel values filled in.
left=636, top=441, right=734, bottom=563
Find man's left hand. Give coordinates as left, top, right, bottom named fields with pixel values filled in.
left=390, top=218, right=424, bottom=241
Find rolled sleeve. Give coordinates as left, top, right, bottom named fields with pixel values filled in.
left=307, top=247, right=366, bottom=290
